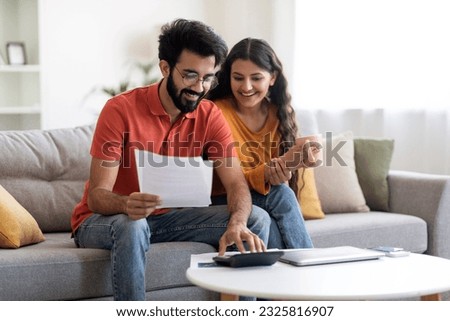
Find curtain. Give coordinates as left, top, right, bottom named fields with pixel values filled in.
left=310, top=108, right=450, bottom=175
left=292, top=1, right=450, bottom=175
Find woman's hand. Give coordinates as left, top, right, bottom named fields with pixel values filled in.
left=279, top=140, right=322, bottom=170
left=265, top=158, right=292, bottom=185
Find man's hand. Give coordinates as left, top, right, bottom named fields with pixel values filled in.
left=218, top=222, right=266, bottom=256
left=214, top=157, right=268, bottom=256
left=126, top=192, right=162, bottom=220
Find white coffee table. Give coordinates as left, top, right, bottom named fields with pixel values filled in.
left=186, top=252, right=450, bottom=300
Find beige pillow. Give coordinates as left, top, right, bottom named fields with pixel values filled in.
left=297, top=168, right=325, bottom=220
left=0, top=185, right=45, bottom=249
left=314, top=131, right=370, bottom=214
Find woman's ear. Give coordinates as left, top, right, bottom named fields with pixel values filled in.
left=270, top=71, right=278, bottom=86
left=159, top=60, right=170, bottom=78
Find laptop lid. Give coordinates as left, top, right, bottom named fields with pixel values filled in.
left=279, top=246, right=385, bottom=267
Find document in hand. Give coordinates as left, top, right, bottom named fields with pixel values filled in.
left=134, top=149, right=213, bottom=208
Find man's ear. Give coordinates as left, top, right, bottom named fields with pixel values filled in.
left=159, top=60, right=170, bottom=77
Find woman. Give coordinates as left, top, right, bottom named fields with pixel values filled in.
left=208, top=38, right=318, bottom=249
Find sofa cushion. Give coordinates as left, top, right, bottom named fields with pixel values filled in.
left=297, top=168, right=325, bottom=220
left=0, top=185, right=45, bottom=248
left=306, top=212, right=427, bottom=253
left=0, top=233, right=216, bottom=300
left=0, top=125, right=94, bottom=233
left=294, top=110, right=324, bottom=220
left=354, top=138, right=394, bottom=211
left=314, top=131, right=370, bottom=214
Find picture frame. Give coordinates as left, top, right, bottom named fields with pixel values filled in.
left=6, top=42, right=27, bottom=65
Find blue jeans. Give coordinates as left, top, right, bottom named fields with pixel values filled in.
left=213, top=184, right=313, bottom=250
left=74, top=205, right=270, bottom=301
left=252, top=184, right=313, bottom=249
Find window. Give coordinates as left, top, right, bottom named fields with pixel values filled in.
left=293, top=0, right=450, bottom=110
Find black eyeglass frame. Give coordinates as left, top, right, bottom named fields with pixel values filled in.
left=173, top=66, right=219, bottom=89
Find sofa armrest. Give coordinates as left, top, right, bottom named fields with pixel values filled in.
left=388, top=170, right=450, bottom=259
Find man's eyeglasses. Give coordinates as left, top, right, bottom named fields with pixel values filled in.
left=174, top=66, right=219, bottom=90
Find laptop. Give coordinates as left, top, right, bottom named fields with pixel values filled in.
left=279, top=246, right=385, bottom=267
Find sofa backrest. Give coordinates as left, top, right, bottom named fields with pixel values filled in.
left=0, top=111, right=318, bottom=233
left=0, top=125, right=94, bottom=233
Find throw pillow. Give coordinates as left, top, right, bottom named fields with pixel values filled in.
left=354, top=138, right=394, bottom=211
left=314, top=131, right=370, bottom=213
left=297, top=167, right=325, bottom=220
left=0, top=184, right=45, bottom=249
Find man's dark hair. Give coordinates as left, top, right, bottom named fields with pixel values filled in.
left=158, top=18, right=228, bottom=68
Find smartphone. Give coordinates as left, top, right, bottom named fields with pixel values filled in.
left=371, top=246, right=404, bottom=253
left=370, top=246, right=410, bottom=257
left=384, top=250, right=410, bottom=257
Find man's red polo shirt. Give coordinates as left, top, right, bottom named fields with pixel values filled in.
left=71, top=83, right=236, bottom=233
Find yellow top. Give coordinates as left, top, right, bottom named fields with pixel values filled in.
left=212, top=97, right=280, bottom=196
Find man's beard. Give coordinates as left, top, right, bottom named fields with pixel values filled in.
left=167, top=73, right=206, bottom=113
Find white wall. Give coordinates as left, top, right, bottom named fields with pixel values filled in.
left=39, top=0, right=203, bottom=128
left=39, top=0, right=295, bottom=129
left=202, top=0, right=295, bottom=81
left=37, top=0, right=450, bottom=174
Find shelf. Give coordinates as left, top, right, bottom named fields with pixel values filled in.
left=0, top=65, right=40, bottom=73
left=0, top=106, right=41, bottom=114
left=0, top=0, right=41, bottom=129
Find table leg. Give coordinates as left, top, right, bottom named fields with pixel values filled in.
left=421, top=293, right=442, bottom=301
left=221, top=293, right=239, bottom=301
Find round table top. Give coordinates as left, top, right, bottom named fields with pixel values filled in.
left=186, top=252, right=450, bottom=300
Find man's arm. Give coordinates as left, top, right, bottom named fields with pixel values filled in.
left=87, top=157, right=161, bottom=220
left=214, top=157, right=266, bottom=255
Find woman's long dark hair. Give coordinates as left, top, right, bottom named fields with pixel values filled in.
left=209, top=38, right=299, bottom=194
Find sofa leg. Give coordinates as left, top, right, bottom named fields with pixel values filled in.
left=221, top=293, right=239, bottom=301
left=421, top=293, right=441, bottom=301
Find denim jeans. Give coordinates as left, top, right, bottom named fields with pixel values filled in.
left=251, top=184, right=313, bottom=249
left=212, top=184, right=313, bottom=250
left=74, top=205, right=270, bottom=301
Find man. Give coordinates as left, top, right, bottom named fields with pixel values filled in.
left=71, top=19, right=270, bottom=301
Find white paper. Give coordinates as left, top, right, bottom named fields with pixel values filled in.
left=135, top=149, right=213, bottom=208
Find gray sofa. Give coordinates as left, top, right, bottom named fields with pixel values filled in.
left=1, top=120, right=449, bottom=301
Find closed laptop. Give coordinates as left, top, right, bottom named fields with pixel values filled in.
left=279, top=246, right=385, bottom=266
